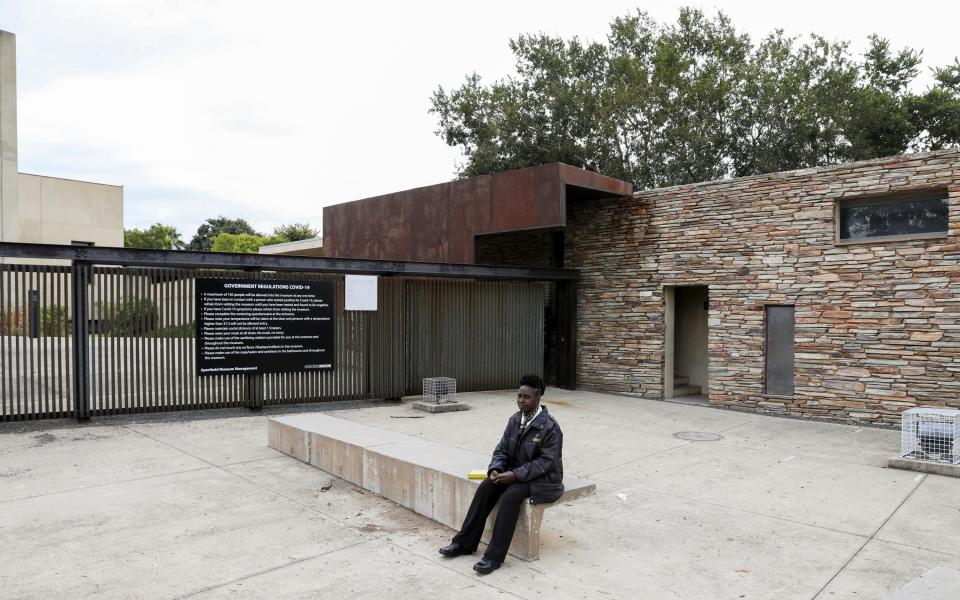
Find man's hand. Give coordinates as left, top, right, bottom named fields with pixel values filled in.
left=492, top=470, right=517, bottom=485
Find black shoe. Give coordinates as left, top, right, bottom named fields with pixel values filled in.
left=472, top=558, right=502, bottom=574
left=438, top=543, right=471, bottom=557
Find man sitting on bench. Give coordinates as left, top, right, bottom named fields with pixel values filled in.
left=438, top=374, right=564, bottom=574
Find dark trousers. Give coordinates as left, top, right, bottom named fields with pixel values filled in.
left=451, top=478, right=531, bottom=562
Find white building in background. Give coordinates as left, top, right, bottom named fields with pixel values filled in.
left=258, top=236, right=324, bottom=257
left=0, top=30, right=123, bottom=258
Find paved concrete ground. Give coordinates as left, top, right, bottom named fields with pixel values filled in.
left=1, top=389, right=958, bottom=599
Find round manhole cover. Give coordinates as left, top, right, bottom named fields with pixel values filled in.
left=673, top=431, right=723, bottom=442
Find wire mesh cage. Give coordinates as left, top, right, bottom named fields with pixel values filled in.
left=900, top=408, right=960, bottom=465
left=423, top=377, right=457, bottom=405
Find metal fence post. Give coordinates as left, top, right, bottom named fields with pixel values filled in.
left=28, top=289, right=39, bottom=338
left=71, top=261, right=92, bottom=421
left=244, top=268, right=264, bottom=412
left=245, top=373, right=264, bottom=412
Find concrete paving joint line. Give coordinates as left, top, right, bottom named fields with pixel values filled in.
left=124, top=425, right=226, bottom=469
left=809, top=473, right=928, bottom=600
left=172, top=536, right=387, bottom=600
left=876, top=537, right=960, bottom=560
left=0, top=464, right=215, bottom=506
left=718, top=419, right=758, bottom=434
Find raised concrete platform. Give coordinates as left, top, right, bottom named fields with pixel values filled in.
left=268, top=413, right=595, bottom=560
left=411, top=400, right=470, bottom=413
left=887, top=457, right=960, bottom=478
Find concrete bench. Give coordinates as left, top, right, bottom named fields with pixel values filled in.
left=267, top=413, right=596, bottom=561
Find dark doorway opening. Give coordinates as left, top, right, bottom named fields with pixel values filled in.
left=664, top=285, right=709, bottom=399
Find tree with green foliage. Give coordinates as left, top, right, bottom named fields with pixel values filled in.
left=273, top=223, right=319, bottom=242
left=101, top=298, right=158, bottom=336
left=187, top=216, right=258, bottom=252
left=210, top=232, right=285, bottom=254
left=910, top=60, right=960, bottom=151
left=431, top=8, right=960, bottom=187
left=124, top=223, right=185, bottom=250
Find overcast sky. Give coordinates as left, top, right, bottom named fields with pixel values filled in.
left=2, top=0, right=958, bottom=240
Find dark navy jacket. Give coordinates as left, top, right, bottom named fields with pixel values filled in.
left=487, top=405, right=564, bottom=504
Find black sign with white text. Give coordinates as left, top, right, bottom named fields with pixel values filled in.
left=195, top=279, right=335, bottom=376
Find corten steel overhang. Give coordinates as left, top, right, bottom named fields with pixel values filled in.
left=322, top=163, right=632, bottom=263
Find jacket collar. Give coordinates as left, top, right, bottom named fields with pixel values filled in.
left=516, top=405, right=550, bottom=435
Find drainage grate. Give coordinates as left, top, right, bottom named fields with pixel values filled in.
left=673, top=431, right=723, bottom=442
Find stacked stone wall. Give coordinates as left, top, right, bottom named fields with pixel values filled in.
left=566, top=149, right=960, bottom=424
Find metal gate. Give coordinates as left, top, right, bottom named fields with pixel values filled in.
left=404, top=279, right=544, bottom=395
left=0, top=265, right=73, bottom=420
left=0, top=245, right=571, bottom=422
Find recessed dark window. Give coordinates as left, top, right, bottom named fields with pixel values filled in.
left=838, top=189, right=949, bottom=242
left=765, top=305, right=794, bottom=396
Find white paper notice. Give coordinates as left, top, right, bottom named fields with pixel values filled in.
left=345, top=275, right=378, bottom=311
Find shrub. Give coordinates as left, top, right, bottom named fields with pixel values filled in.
left=101, top=298, right=159, bottom=336
left=41, top=305, right=71, bottom=337
left=0, top=309, right=26, bottom=336
left=147, top=322, right=195, bottom=338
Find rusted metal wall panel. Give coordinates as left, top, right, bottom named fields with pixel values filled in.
left=322, top=199, right=349, bottom=258
left=322, top=163, right=631, bottom=264
left=558, top=163, right=634, bottom=196
left=537, top=163, right=563, bottom=225
left=447, top=176, right=492, bottom=263
left=490, top=165, right=546, bottom=232
left=324, top=191, right=409, bottom=260
left=406, top=182, right=450, bottom=262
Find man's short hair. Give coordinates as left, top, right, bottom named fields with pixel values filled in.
left=519, top=374, right=545, bottom=396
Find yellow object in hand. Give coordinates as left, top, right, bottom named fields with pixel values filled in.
left=467, top=469, right=488, bottom=479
